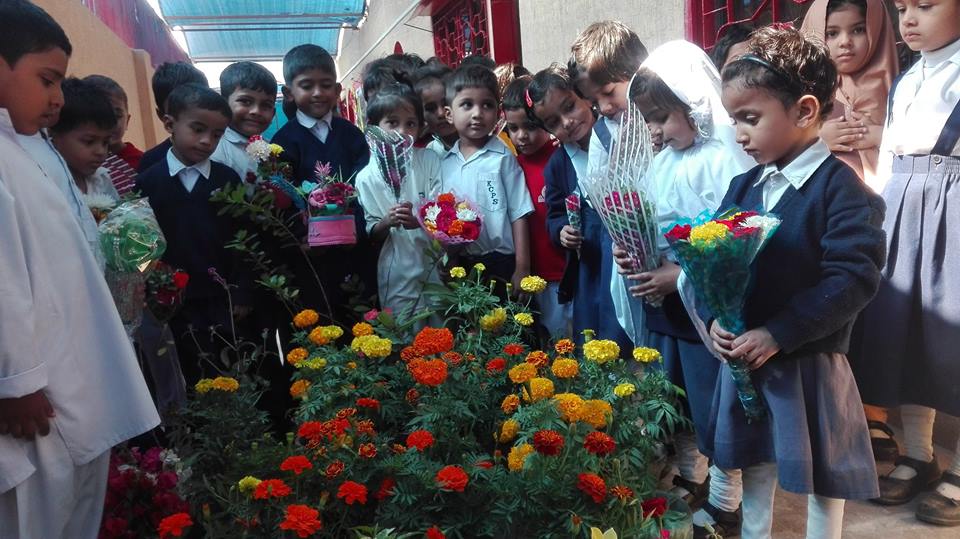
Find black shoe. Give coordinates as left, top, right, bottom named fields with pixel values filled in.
left=872, top=455, right=941, bottom=506
left=916, top=472, right=960, bottom=527
left=671, top=475, right=709, bottom=509
left=868, top=420, right=900, bottom=462
left=693, top=501, right=742, bottom=539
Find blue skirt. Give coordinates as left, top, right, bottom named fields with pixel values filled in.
left=705, top=351, right=879, bottom=499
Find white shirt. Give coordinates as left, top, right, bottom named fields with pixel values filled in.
left=166, top=149, right=211, bottom=193
left=297, top=109, right=332, bottom=144
left=84, top=167, right=121, bottom=202
left=210, top=126, right=257, bottom=181
left=587, top=115, right=621, bottom=175
left=754, top=139, right=831, bottom=211
left=0, top=108, right=159, bottom=492
left=440, top=136, right=534, bottom=255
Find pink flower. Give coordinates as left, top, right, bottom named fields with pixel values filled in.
left=364, top=309, right=380, bottom=321
left=314, top=161, right=333, bottom=180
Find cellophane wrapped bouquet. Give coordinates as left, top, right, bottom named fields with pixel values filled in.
left=365, top=126, right=414, bottom=203
left=83, top=192, right=118, bottom=224
left=418, top=192, right=482, bottom=245
left=245, top=135, right=297, bottom=208
left=664, top=209, right=782, bottom=421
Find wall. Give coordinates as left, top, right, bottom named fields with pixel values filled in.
left=34, top=0, right=168, bottom=149
left=337, top=0, right=438, bottom=84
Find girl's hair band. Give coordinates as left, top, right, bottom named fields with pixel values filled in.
left=524, top=88, right=534, bottom=108
left=736, top=54, right=802, bottom=90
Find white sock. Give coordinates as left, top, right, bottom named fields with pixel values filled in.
left=741, top=463, right=778, bottom=539
left=890, top=404, right=936, bottom=481
left=708, top=465, right=743, bottom=512
left=806, top=495, right=844, bottom=539
left=674, top=432, right=709, bottom=484
left=935, top=437, right=960, bottom=500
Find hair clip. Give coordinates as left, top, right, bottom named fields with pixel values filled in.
left=770, top=21, right=794, bottom=31
left=524, top=88, right=534, bottom=108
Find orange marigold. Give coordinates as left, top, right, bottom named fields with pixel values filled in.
left=157, top=512, right=193, bottom=538
left=352, top=322, right=374, bottom=337
left=485, top=357, right=507, bottom=373
left=554, top=338, right=576, bottom=355
left=253, top=479, right=292, bottom=500
left=502, top=343, right=525, bottom=356
left=576, top=473, right=606, bottom=503
left=293, top=309, right=319, bottom=329
left=354, top=419, right=376, bottom=437
left=507, top=362, right=536, bottom=384
left=408, top=358, right=448, bottom=386
left=286, top=347, right=308, bottom=366
left=279, top=504, right=322, bottom=538
left=406, top=429, right=435, bottom=451
left=435, top=465, right=469, bottom=492
left=290, top=379, right=311, bottom=399
left=308, top=327, right=329, bottom=346
left=324, top=460, right=344, bottom=480
left=280, top=455, right=313, bottom=475
left=442, top=351, right=463, bottom=365
left=447, top=219, right=465, bottom=235
left=583, top=431, right=616, bottom=456
left=437, top=192, right=456, bottom=205
left=400, top=346, right=420, bottom=362
left=525, top=350, right=549, bottom=369
left=336, top=481, right=367, bottom=505
left=611, top=485, right=635, bottom=501
left=501, top=394, right=520, bottom=414
left=358, top=443, right=377, bottom=459
left=412, top=327, right=455, bottom=356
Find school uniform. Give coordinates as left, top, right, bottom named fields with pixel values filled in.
left=210, top=126, right=257, bottom=182
left=271, top=109, right=369, bottom=182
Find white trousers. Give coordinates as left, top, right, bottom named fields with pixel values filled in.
left=741, top=463, right=845, bottom=539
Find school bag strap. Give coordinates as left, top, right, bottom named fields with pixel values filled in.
left=931, top=95, right=960, bottom=156
left=594, top=119, right=612, bottom=152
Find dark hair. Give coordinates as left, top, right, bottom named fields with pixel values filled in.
left=49, top=78, right=117, bottom=134
left=494, top=63, right=531, bottom=101
left=722, top=26, right=837, bottom=119
left=166, top=83, right=232, bottom=121
left=445, top=64, right=499, bottom=104
left=458, top=55, right=496, bottom=71
left=501, top=75, right=533, bottom=112
left=83, top=74, right=127, bottom=106
left=629, top=68, right=691, bottom=115
left=385, top=52, right=426, bottom=73
left=413, top=58, right=452, bottom=96
left=362, top=58, right=413, bottom=102
left=283, top=44, right=337, bottom=84
left=366, top=83, right=424, bottom=127
left=0, top=1, right=71, bottom=66
left=710, top=23, right=754, bottom=69
left=152, top=62, right=208, bottom=113
left=220, top=61, right=277, bottom=99
left=568, top=21, right=647, bottom=85
left=826, top=0, right=867, bottom=17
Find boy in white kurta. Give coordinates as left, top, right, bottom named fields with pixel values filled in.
left=0, top=3, right=160, bottom=537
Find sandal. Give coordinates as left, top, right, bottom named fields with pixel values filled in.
left=916, top=472, right=960, bottom=527
left=868, top=420, right=900, bottom=462
left=872, top=455, right=940, bottom=506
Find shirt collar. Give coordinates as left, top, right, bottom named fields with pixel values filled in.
left=445, top=136, right=504, bottom=161
left=0, top=108, right=18, bottom=141
left=296, top=109, right=332, bottom=130
left=224, top=126, right=249, bottom=145
left=166, top=148, right=211, bottom=179
left=563, top=142, right=586, bottom=159
left=922, top=37, right=960, bottom=69
left=753, top=139, right=831, bottom=190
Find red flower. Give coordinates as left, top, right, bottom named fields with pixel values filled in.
left=435, top=465, right=469, bottom=492
left=408, top=358, right=448, bottom=386
left=664, top=224, right=692, bottom=242
left=279, top=504, right=323, bottom=538
left=336, top=481, right=368, bottom=505
left=102, top=517, right=128, bottom=538
left=405, top=388, right=420, bottom=404
left=576, top=473, right=607, bottom=503
left=661, top=530, right=671, bottom=539
left=474, top=460, right=494, bottom=469
left=611, top=485, right=635, bottom=500
left=583, top=431, right=616, bottom=456
left=442, top=351, right=463, bottom=364
left=503, top=343, right=525, bottom=356
left=437, top=192, right=456, bottom=206
left=461, top=220, right=480, bottom=241
left=297, top=421, right=325, bottom=444
left=280, top=455, right=313, bottom=475
left=733, top=225, right=760, bottom=239
left=324, top=460, right=344, bottom=480
left=406, top=430, right=435, bottom=451
left=253, top=479, right=292, bottom=500
left=354, top=419, right=376, bottom=437
left=641, top=496, right=669, bottom=518
left=157, top=512, right=193, bottom=538
left=358, top=443, right=378, bottom=459
left=485, top=357, right=507, bottom=373
left=532, top=430, right=565, bottom=456
left=356, top=397, right=380, bottom=411
left=375, top=477, right=396, bottom=500
left=426, top=526, right=446, bottom=539
left=172, top=271, right=190, bottom=289
left=412, top=327, right=455, bottom=356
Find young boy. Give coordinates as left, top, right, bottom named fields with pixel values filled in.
left=440, top=64, right=533, bottom=291
left=84, top=74, right=143, bottom=195
left=413, top=59, right=458, bottom=155
left=137, top=61, right=209, bottom=172
left=0, top=2, right=159, bottom=536
left=136, top=84, right=251, bottom=385
left=212, top=61, right=278, bottom=180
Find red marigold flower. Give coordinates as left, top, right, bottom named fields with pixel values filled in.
left=297, top=421, right=325, bottom=443
left=442, top=351, right=463, bottom=364
left=485, top=357, right=507, bottom=373
left=641, top=496, right=668, bottom=518
left=400, top=345, right=421, bottom=362
left=375, top=477, right=396, bottom=501
left=253, top=479, right=292, bottom=500
left=435, top=465, right=469, bottom=492
left=406, top=430, right=435, bottom=451
left=279, top=504, right=322, bottom=538
left=356, top=397, right=380, bottom=411
left=448, top=219, right=465, bottom=236
left=611, top=485, right=635, bottom=500
left=157, top=512, right=192, bottom=538
left=583, top=431, right=616, bottom=456
left=554, top=338, right=575, bottom=355
left=328, top=418, right=350, bottom=436
left=532, top=430, right=565, bottom=456
left=325, top=460, right=344, bottom=480
left=412, top=327, right=454, bottom=356
left=502, top=343, right=525, bottom=356
left=576, top=473, right=606, bottom=503
left=336, top=407, right=357, bottom=419
left=280, top=455, right=313, bottom=475
left=405, top=388, right=420, bottom=404
left=336, top=481, right=368, bottom=505
left=426, top=525, right=446, bottom=539
left=474, top=460, right=494, bottom=469
left=358, top=443, right=377, bottom=459
left=354, top=419, right=376, bottom=437
left=437, top=192, right=456, bottom=205
left=408, top=358, right=448, bottom=386
left=392, top=443, right=407, bottom=454
left=525, top=350, right=549, bottom=369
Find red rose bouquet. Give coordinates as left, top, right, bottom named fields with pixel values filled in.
left=145, top=261, right=189, bottom=322
left=418, top=192, right=482, bottom=245
left=99, top=447, right=190, bottom=539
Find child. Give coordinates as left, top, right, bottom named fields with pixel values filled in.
left=136, top=83, right=251, bottom=385
left=362, top=57, right=410, bottom=104
left=709, top=23, right=755, bottom=70
left=852, top=0, right=960, bottom=527
left=439, top=64, right=533, bottom=290
left=0, top=2, right=159, bottom=536
left=527, top=66, right=630, bottom=353
left=49, top=78, right=120, bottom=202
left=356, top=84, right=442, bottom=322
left=414, top=59, right=458, bottom=155
left=802, top=0, right=898, bottom=187
left=501, top=75, right=570, bottom=338
left=212, top=61, right=278, bottom=180
left=138, top=61, right=209, bottom=172
left=84, top=74, right=143, bottom=195
left=709, top=26, right=885, bottom=538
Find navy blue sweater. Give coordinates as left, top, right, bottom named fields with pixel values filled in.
left=137, top=138, right=172, bottom=173
left=270, top=116, right=369, bottom=183
left=543, top=147, right=578, bottom=303
left=705, top=155, right=886, bottom=355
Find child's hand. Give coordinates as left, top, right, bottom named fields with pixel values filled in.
left=628, top=260, right=680, bottom=303
left=0, top=390, right=55, bottom=440
left=729, top=326, right=780, bottom=370
left=560, top=225, right=582, bottom=250
left=709, top=321, right=737, bottom=358
left=820, top=116, right=868, bottom=153
left=612, top=245, right=634, bottom=274
left=394, top=202, right=419, bottom=230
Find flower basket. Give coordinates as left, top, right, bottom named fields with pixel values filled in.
left=306, top=214, right=357, bottom=247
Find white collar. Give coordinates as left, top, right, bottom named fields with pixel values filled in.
left=446, top=136, right=505, bottom=161
left=753, top=139, right=831, bottom=190
left=0, top=108, right=19, bottom=141
left=296, top=109, right=332, bottom=130
left=224, top=126, right=249, bottom=145
left=922, top=37, right=960, bottom=69
left=563, top=141, right=587, bottom=159
left=166, top=148, right=211, bottom=179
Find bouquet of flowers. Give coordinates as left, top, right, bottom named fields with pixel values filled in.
left=145, top=261, right=189, bottom=322
left=418, top=192, right=482, bottom=245
left=664, top=208, right=782, bottom=421
left=245, top=135, right=298, bottom=209
left=83, top=192, right=117, bottom=224
left=295, top=162, right=358, bottom=247
left=365, top=126, right=414, bottom=202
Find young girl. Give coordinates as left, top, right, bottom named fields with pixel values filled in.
left=710, top=26, right=885, bottom=538
left=614, top=41, right=754, bottom=536
left=413, top=60, right=458, bottom=156
left=527, top=65, right=631, bottom=353
left=355, top=84, right=442, bottom=324
left=802, top=0, right=898, bottom=188
left=853, top=0, right=960, bottom=527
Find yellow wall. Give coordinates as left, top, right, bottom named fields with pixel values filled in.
left=33, top=0, right=169, bottom=150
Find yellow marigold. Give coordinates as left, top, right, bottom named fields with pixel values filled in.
left=689, top=221, right=730, bottom=247
left=554, top=338, right=575, bottom=355
left=554, top=393, right=585, bottom=423
left=550, top=358, right=580, bottom=379
left=287, top=347, right=309, bottom=366
left=351, top=335, right=393, bottom=358
left=450, top=266, right=467, bottom=279
left=474, top=262, right=486, bottom=273
left=508, top=362, right=537, bottom=384
left=519, top=275, right=547, bottom=294
left=501, top=394, right=521, bottom=414
left=299, top=357, right=327, bottom=370
left=321, top=325, right=344, bottom=341
left=578, top=399, right=613, bottom=428
left=479, top=308, right=507, bottom=332
left=522, top=377, right=555, bottom=403
left=583, top=339, right=620, bottom=364
left=632, top=347, right=662, bottom=363
left=507, top=443, right=535, bottom=472
left=498, top=419, right=520, bottom=443
left=514, top=312, right=534, bottom=327
left=211, top=376, right=239, bottom=392
left=237, top=476, right=261, bottom=494
left=195, top=378, right=214, bottom=394
left=346, top=361, right=358, bottom=370
left=268, top=143, right=284, bottom=157
left=352, top=322, right=374, bottom=337
left=613, top=383, right=636, bottom=398
left=290, top=379, right=311, bottom=399
left=293, top=309, right=319, bottom=328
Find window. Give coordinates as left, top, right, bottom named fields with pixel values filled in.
left=431, top=0, right=491, bottom=67
left=686, top=0, right=814, bottom=51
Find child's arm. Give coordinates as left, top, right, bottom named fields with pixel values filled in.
left=543, top=157, right=580, bottom=249
left=511, top=216, right=531, bottom=290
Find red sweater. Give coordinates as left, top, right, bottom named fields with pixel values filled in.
left=517, top=141, right=566, bottom=282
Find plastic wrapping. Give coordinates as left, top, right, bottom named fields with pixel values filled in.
left=98, top=198, right=166, bottom=273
